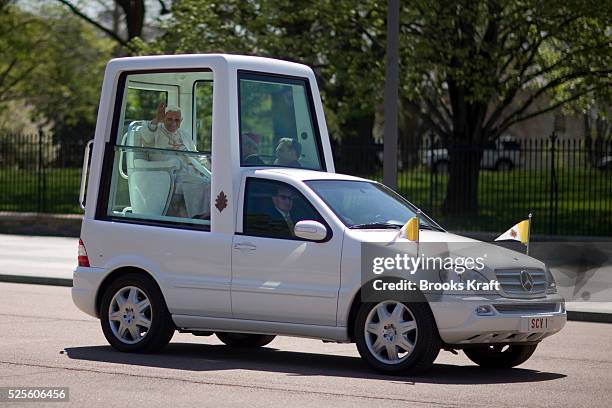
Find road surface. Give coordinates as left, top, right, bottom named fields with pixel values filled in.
left=0, top=282, right=611, bottom=407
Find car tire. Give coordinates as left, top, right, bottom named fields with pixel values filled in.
left=100, top=273, right=175, bottom=353
left=354, top=301, right=440, bottom=375
left=216, top=332, right=276, bottom=348
left=464, top=344, right=537, bottom=368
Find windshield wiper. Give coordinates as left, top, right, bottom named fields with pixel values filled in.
left=350, top=222, right=403, bottom=230
left=419, top=223, right=444, bottom=232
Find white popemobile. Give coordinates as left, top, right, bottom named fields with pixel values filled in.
left=73, top=54, right=566, bottom=374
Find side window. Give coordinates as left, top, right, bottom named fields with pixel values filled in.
left=124, top=88, right=168, bottom=128
left=239, top=72, right=323, bottom=170
left=243, top=178, right=325, bottom=239
left=194, top=81, right=213, bottom=152
left=105, top=71, right=213, bottom=227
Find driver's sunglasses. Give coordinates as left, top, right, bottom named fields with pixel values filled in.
left=277, top=194, right=294, bottom=201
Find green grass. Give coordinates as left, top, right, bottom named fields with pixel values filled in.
left=1, top=166, right=610, bottom=236
left=0, top=168, right=81, bottom=214
left=393, top=168, right=612, bottom=236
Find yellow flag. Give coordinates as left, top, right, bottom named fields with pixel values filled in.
left=400, top=217, right=419, bottom=242
left=495, top=219, right=530, bottom=244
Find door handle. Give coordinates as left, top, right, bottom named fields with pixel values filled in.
left=233, top=242, right=257, bottom=251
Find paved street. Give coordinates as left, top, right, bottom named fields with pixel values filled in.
left=1, top=282, right=611, bottom=407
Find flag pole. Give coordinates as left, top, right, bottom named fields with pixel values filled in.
left=526, top=212, right=532, bottom=255
left=416, top=209, right=421, bottom=256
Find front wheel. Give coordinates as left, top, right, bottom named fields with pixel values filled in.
left=216, top=332, right=276, bottom=348
left=354, top=301, right=440, bottom=375
left=100, top=273, right=175, bottom=353
left=464, top=344, right=537, bottom=368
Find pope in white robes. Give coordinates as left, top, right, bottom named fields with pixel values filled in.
left=138, top=103, right=211, bottom=218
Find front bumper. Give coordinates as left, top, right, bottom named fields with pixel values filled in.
left=430, top=294, right=567, bottom=345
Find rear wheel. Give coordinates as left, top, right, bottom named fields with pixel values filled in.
left=354, top=301, right=440, bottom=375
left=216, top=332, right=276, bottom=348
left=464, top=344, right=537, bottom=368
left=100, top=273, right=175, bottom=353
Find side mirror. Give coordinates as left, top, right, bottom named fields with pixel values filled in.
left=294, top=220, right=328, bottom=241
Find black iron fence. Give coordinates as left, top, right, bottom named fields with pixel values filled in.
left=1, top=132, right=611, bottom=236
left=0, top=133, right=86, bottom=214
left=333, top=135, right=612, bottom=237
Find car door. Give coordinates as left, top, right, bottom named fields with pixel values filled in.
left=231, top=177, right=342, bottom=326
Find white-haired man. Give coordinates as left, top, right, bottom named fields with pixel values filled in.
left=138, top=102, right=211, bottom=218
left=141, top=103, right=195, bottom=150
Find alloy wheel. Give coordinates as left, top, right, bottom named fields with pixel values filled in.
left=364, top=301, right=418, bottom=364
left=108, top=286, right=152, bottom=345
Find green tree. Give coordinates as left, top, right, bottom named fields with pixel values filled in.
left=0, top=2, right=50, bottom=106
left=137, top=0, right=387, bottom=145
left=0, top=3, right=114, bottom=148
left=55, top=0, right=170, bottom=53
left=401, top=0, right=611, bottom=214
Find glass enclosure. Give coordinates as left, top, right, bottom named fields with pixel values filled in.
left=106, top=71, right=213, bottom=227
left=239, top=72, right=323, bottom=170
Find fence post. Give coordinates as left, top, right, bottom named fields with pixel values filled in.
left=37, top=131, right=42, bottom=212
left=37, top=129, right=46, bottom=213
left=549, top=132, right=558, bottom=235
left=428, top=134, right=434, bottom=213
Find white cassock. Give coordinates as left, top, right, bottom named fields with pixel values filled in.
left=138, top=121, right=211, bottom=217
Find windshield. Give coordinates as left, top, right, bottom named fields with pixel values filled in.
left=305, top=180, right=442, bottom=230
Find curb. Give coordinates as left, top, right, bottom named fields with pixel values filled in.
left=0, top=212, right=82, bottom=238
left=567, top=311, right=612, bottom=324
left=0, top=274, right=72, bottom=287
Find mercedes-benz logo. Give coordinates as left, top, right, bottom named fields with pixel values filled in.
left=520, top=270, right=534, bottom=292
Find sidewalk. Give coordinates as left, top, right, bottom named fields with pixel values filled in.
left=0, top=233, right=75, bottom=286
left=1, top=233, right=610, bottom=322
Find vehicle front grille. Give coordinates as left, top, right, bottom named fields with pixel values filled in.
left=493, top=303, right=558, bottom=314
left=495, top=268, right=547, bottom=296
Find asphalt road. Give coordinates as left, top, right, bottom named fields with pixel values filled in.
left=0, top=282, right=611, bottom=407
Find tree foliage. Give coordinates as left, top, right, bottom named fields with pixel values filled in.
left=54, top=0, right=170, bottom=53
left=136, top=0, right=387, bottom=142
left=401, top=0, right=611, bottom=145
left=400, top=0, right=611, bottom=213
left=0, top=3, right=114, bottom=140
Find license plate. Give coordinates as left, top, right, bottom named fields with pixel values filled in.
left=520, top=316, right=553, bottom=333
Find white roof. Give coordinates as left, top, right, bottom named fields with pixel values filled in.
left=247, top=167, right=369, bottom=182
left=106, top=54, right=313, bottom=77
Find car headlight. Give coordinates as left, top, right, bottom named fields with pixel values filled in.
left=545, top=265, right=557, bottom=294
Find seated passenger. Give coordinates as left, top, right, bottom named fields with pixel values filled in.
left=241, top=132, right=265, bottom=165
left=264, top=185, right=296, bottom=237
left=138, top=103, right=211, bottom=218
left=274, top=138, right=302, bottom=167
